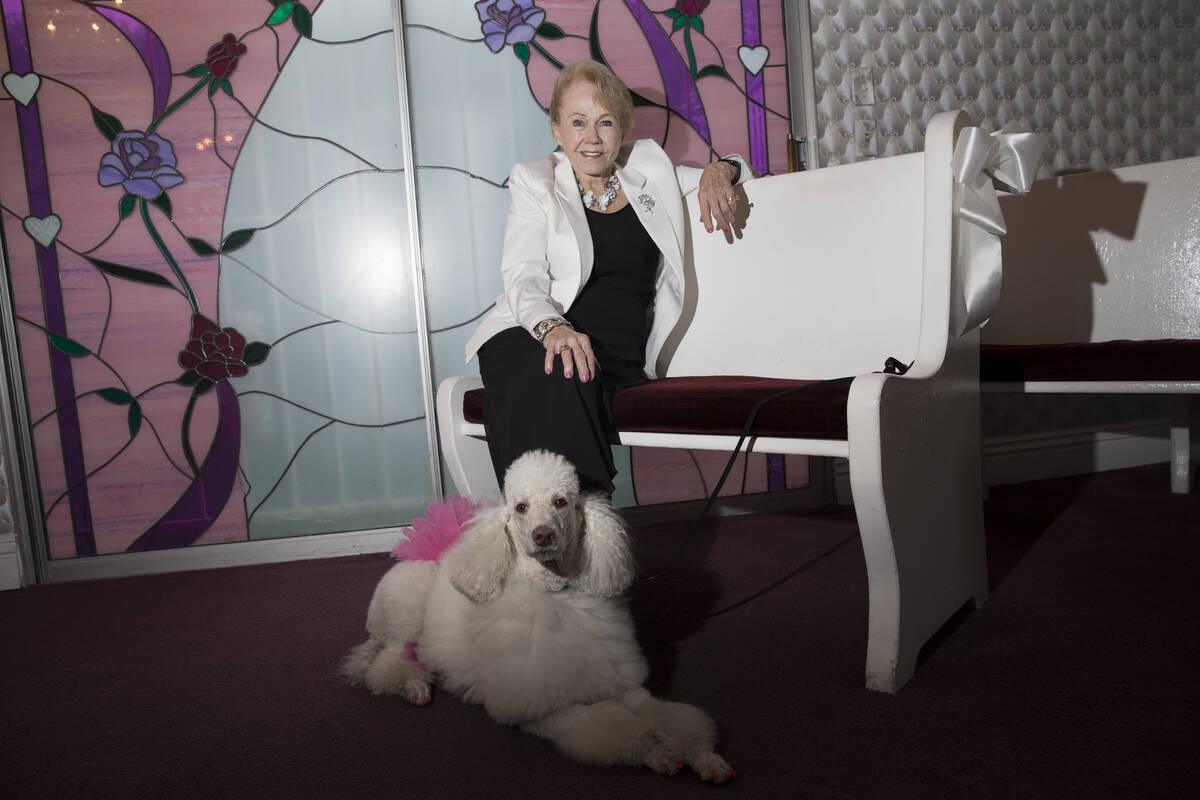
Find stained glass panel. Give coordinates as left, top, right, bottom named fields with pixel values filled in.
left=0, top=0, right=434, bottom=560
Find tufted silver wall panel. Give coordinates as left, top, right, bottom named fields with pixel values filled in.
left=808, top=0, right=1197, bottom=175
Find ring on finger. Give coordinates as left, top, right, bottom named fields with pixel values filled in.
left=558, top=343, right=572, bottom=353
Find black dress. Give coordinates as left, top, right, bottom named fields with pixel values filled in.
left=477, top=203, right=660, bottom=493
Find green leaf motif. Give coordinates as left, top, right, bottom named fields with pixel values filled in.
left=128, top=403, right=142, bottom=438
left=672, top=15, right=687, bottom=31
left=696, top=64, right=731, bottom=81
left=587, top=4, right=608, bottom=66
left=513, top=42, right=530, bottom=64
left=219, top=79, right=234, bottom=98
left=536, top=22, right=565, bottom=39
left=90, top=105, right=123, bottom=142
left=267, top=3, right=294, bottom=25
left=243, top=341, right=271, bottom=366
left=690, top=16, right=704, bottom=33
left=118, top=193, right=136, bottom=220
left=186, top=237, right=219, bottom=257
left=48, top=332, right=90, bottom=358
left=85, top=255, right=174, bottom=289
left=184, top=64, right=208, bottom=78
left=630, top=92, right=655, bottom=107
left=194, top=378, right=215, bottom=396
left=97, top=387, right=134, bottom=405
left=149, top=191, right=173, bottom=220
left=292, top=4, right=313, bottom=38
left=220, top=228, right=256, bottom=253
left=176, top=371, right=202, bottom=387
left=665, top=8, right=680, bottom=18
left=207, top=76, right=220, bottom=97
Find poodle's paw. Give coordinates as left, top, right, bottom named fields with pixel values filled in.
left=404, top=678, right=432, bottom=706
left=643, top=745, right=684, bottom=777
left=691, top=752, right=735, bottom=784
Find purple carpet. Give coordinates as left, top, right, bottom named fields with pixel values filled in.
left=2, top=465, right=1197, bottom=799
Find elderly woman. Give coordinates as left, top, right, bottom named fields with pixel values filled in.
left=465, top=60, right=751, bottom=494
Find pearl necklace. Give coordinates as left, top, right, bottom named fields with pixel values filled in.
left=578, top=170, right=620, bottom=211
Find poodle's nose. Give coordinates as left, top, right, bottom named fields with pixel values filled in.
left=532, top=526, right=556, bottom=547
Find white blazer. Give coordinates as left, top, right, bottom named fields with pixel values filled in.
left=464, top=139, right=750, bottom=379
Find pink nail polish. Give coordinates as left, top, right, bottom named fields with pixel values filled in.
left=581, top=375, right=588, bottom=383
left=545, top=366, right=551, bottom=374
left=706, top=226, right=712, bottom=233
left=565, top=371, right=572, bottom=379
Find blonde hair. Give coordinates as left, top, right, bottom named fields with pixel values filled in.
left=549, top=60, right=635, bottom=140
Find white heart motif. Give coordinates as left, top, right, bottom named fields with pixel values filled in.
left=737, top=45, right=770, bottom=76
left=3, top=71, right=41, bottom=106
left=23, top=214, right=62, bottom=248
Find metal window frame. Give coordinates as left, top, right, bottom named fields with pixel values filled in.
left=0, top=225, right=47, bottom=586
left=783, top=0, right=820, bottom=170
left=390, top=0, right=443, bottom=501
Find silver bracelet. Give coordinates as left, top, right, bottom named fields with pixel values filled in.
left=532, top=317, right=572, bottom=342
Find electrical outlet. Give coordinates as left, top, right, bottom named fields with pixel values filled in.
left=855, top=114, right=878, bottom=159
left=852, top=67, right=876, bottom=106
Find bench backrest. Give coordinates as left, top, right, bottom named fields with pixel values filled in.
left=659, top=111, right=964, bottom=381
left=985, top=155, right=1200, bottom=345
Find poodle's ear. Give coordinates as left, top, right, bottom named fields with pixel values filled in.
left=577, top=494, right=634, bottom=597
left=446, top=504, right=513, bottom=603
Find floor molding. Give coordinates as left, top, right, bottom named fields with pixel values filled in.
left=13, top=421, right=1178, bottom=586
left=43, top=526, right=407, bottom=585
left=981, top=420, right=1174, bottom=487
left=835, top=420, right=1173, bottom=504
left=0, top=532, right=20, bottom=591
left=35, top=488, right=834, bottom=586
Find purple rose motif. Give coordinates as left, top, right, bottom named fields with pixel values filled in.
left=475, top=0, right=545, bottom=53
left=97, top=131, right=185, bottom=200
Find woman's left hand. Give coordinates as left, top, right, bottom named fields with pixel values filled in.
left=697, top=160, right=739, bottom=233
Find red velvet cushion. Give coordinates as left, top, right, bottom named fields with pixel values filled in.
left=464, top=376, right=851, bottom=440
left=463, top=387, right=485, bottom=424
left=980, top=340, right=1200, bottom=382
left=612, top=376, right=851, bottom=438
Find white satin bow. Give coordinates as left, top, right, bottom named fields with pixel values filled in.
left=951, top=125, right=1044, bottom=336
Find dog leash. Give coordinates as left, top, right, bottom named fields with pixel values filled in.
left=638, top=357, right=911, bottom=582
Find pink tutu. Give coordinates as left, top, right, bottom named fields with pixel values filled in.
left=391, top=495, right=489, bottom=562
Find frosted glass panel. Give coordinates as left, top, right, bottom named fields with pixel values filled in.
left=221, top=0, right=432, bottom=539
left=403, top=17, right=557, bottom=388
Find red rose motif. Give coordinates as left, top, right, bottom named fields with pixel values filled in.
left=205, top=33, right=247, bottom=80
left=674, top=0, right=710, bottom=16
left=178, top=313, right=249, bottom=382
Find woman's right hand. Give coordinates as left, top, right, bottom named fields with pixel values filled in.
left=543, top=324, right=597, bottom=383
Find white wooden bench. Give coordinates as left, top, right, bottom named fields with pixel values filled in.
left=982, top=156, right=1200, bottom=493
left=437, top=110, right=991, bottom=693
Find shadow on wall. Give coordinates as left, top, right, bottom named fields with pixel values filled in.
left=655, top=183, right=753, bottom=376
left=989, top=171, right=1147, bottom=345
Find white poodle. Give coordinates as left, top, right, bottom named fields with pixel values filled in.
left=342, top=449, right=733, bottom=782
